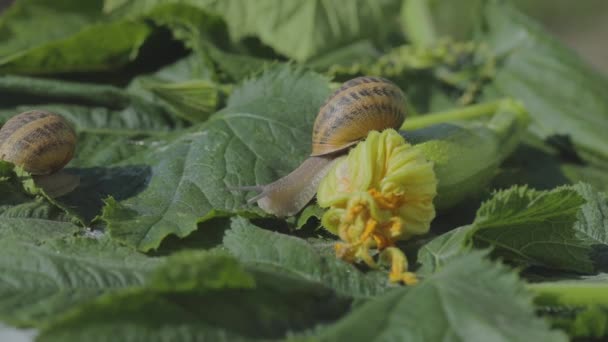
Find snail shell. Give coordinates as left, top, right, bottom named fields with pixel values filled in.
left=234, top=76, right=407, bottom=217
left=0, top=110, right=79, bottom=197
left=0, top=110, right=76, bottom=175
left=311, top=76, right=406, bottom=156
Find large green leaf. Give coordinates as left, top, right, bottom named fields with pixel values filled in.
left=38, top=250, right=349, bottom=341
left=417, top=183, right=608, bottom=275
left=0, top=0, right=153, bottom=74
left=102, top=64, right=331, bottom=251
left=474, top=183, right=608, bottom=273
left=0, top=237, right=161, bottom=327
left=0, top=0, right=102, bottom=59
left=479, top=0, right=608, bottom=163
left=224, top=218, right=392, bottom=298
left=0, top=20, right=152, bottom=74
left=105, top=0, right=402, bottom=62
left=111, top=2, right=267, bottom=82
left=206, top=0, right=402, bottom=62
left=316, top=252, right=567, bottom=342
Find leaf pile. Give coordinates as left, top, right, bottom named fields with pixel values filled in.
left=0, top=0, right=607, bottom=341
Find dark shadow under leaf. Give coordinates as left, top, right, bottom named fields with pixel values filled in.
left=58, top=165, right=152, bottom=223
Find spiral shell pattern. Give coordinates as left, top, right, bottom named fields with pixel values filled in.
left=0, top=110, right=76, bottom=175
left=311, top=76, right=407, bottom=156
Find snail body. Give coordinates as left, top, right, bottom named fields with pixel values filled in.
left=0, top=110, right=79, bottom=197
left=238, top=76, right=407, bottom=217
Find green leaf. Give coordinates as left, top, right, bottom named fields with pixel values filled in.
left=0, top=76, right=181, bottom=134
left=406, top=102, right=529, bottom=210
left=474, top=183, right=608, bottom=273
left=38, top=250, right=349, bottom=341
left=400, top=0, right=437, bottom=46
left=205, top=45, right=269, bottom=82
left=0, top=20, right=152, bottom=75
left=417, top=183, right=608, bottom=275
left=211, top=0, right=402, bottom=62
left=148, top=249, right=255, bottom=292
left=224, top=217, right=391, bottom=298
left=479, top=0, right=608, bottom=163
left=492, top=136, right=608, bottom=193
left=292, top=203, right=325, bottom=230
left=0, top=161, right=81, bottom=241
left=305, top=40, right=381, bottom=71
left=141, top=79, right=227, bottom=122
left=401, top=0, right=482, bottom=44
left=102, top=64, right=331, bottom=251
left=0, top=197, right=80, bottom=243
left=69, top=133, right=152, bottom=168
left=4, top=103, right=176, bottom=135
left=60, top=164, right=153, bottom=223
left=415, top=225, right=475, bottom=276
left=316, top=252, right=566, bottom=342
left=0, top=0, right=102, bottom=59
left=0, top=0, right=153, bottom=74
left=133, top=54, right=213, bottom=84
left=107, top=0, right=402, bottom=62
left=0, top=237, right=161, bottom=327
left=1, top=133, right=163, bottom=226
left=0, top=75, right=191, bottom=225
left=106, top=1, right=268, bottom=83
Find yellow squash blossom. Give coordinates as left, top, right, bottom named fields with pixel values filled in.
left=317, top=129, right=437, bottom=284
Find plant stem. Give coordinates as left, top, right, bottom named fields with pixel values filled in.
left=527, top=281, right=608, bottom=307
left=401, top=99, right=512, bottom=130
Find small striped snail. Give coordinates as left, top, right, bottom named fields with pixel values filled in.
left=0, top=110, right=79, bottom=197
left=235, top=76, right=407, bottom=216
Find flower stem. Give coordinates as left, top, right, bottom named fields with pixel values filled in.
left=527, top=281, right=608, bottom=307
left=401, top=99, right=516, bottom=130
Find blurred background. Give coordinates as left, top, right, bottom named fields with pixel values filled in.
left=511, top=0, right=608, bottom=75
left=0, top=0, right=606, bottom=74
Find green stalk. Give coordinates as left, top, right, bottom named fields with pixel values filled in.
left=527, top=282, right=608, bottom=307
left=401, top=99, right=516, bottom=130
left=403, top=98, right=529, bottom=210
left=0, top=75, right=132, bottom=108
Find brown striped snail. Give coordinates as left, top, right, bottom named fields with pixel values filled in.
left=234, top=76, right=407, bottom=217
left=0, top=110, right=79, bottom=197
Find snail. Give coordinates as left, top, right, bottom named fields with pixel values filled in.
left=234, top=76, right=407, bottom=216
left=0, top=110, right=79, bottom=197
